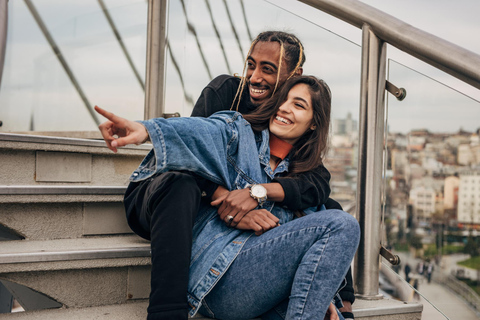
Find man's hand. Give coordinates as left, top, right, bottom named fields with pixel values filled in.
left=211, top=188, right=259, bottom=227
left=235, top=209, right=279, bottom=235
left=95, top=106, right=149, bottom=153
left=324, top=303, right=339, bottom=320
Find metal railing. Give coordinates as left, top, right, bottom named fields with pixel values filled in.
left=1, top=0, right=479, bottom=304
left=299, top=0, right=480, bottom=89
left=297, top=0, right=480, bottom=299
left=0, top=0, right=8, bottom=90
left=434, top=273, right=480, bottom=314
left=141, top=0, right=480, bottom=300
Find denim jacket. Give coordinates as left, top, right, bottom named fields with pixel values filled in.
left=131, top=111, right=306, bottom=316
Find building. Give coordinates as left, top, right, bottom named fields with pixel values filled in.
left=409, top=186, right=436, bottom=223
left=332, top=112, right=357, bottom=136
left=444, top=175, right=460, bottom=210
left=457, top=171, right=480, bottom=225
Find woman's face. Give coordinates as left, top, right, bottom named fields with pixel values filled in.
left=269, top=83, right=314, bottom=145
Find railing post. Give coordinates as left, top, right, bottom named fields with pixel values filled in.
left=0, top=0, right=7, bottom=90
left=144, top=0, right=169, bottom=119
left=354, top=24, right=387, bottom=299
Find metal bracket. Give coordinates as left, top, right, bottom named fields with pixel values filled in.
left=385, top=80, right=407, bottom=101
left=380, top=246, right=401, bottom=265
left=163, top=112, right=180, bottom=118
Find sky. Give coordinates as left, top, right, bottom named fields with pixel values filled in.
left=0, top=0, right=479, bottom=134
left=269, top=0, right=480, bottom=134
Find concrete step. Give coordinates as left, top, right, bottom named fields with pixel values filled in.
left=2, top=301, right=150, bottom=319
left=0, top=299, right=422, bottom=320
left=0, top=133, right=149, bottom=186
left=0, top=236, right=152, bottom=308
left=0, top=186, right=131, bottom=240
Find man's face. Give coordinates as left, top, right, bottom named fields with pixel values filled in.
left=246, top=41, right=290, bottom=106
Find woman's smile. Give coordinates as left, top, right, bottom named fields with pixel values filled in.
left=269, top=83, right=314, bottom=145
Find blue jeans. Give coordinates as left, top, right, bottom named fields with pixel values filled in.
left=198, top=209, right=360, bottom=320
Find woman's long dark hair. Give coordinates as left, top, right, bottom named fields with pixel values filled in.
left=243, top=75, right=331, bottom=175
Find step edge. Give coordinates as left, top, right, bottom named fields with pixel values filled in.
left=0, top=246, right=151, bottom=264
left=0, top=186, right=127, bottom=195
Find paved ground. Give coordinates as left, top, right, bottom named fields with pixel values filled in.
left=396, top=252, right=480, bottom=320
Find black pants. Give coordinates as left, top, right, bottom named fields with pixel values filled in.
left=124, top=172, right=201, bottom=320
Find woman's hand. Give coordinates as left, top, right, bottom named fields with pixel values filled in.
left=95, top=106, right=149, bottom=153
left=324, top=303, right=339, bottom=320
left=235, top=209, right=279, bottom=235
left=211, top=188, right=259, bottom=227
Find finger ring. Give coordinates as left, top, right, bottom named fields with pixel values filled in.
left=226, top=215, right=234, bottom=223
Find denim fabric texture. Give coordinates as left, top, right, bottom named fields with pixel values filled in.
left=130, top=111, right=359, bottom=318
left=198, top=210, right=358, bottom=320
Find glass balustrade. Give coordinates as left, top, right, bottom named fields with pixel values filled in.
left=0, top=0, right=147, bottom=134
left=384, top=58, right=480, bottom=319
left=174, top=0, right=362, bottom=210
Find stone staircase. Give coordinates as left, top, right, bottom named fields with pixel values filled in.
left=0, top=133, right=422, bottom=319
left=0, top=133, right=153, bottom=317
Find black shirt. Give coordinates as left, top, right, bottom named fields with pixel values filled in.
left=191, top=75, right=331, bottom=210
left=191, top=74, right=355, bottom=305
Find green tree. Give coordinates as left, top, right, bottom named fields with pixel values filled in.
left=464, top=236, right=479, bottom=257
left=408, top=234, right=423, bottom=250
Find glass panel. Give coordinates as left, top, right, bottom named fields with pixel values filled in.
left=0, top=0, right=147, bottom=134
left=168, top=0, right=362, bottom=209
left=385, top=58, right=480, bottom=320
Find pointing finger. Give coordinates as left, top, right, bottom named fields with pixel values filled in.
left=95, top=106, right=123, bottom=124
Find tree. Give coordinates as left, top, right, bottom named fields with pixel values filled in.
left=464, top=236, right=479, bottom=257
left=408, top=233, right=423, bottom=250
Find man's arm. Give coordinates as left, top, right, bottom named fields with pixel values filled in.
left=191, top=75, right=240, bottom=118
left=211, top=183, right=285, bottom=227
left=273, top=164, right=331, bottom=210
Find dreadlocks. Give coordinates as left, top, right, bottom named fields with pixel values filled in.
left=232, top=31, right=306, bottom=111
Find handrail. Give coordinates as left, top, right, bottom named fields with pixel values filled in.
left=434, top=273, right=480, bottom=313
left=0, top=0, right=7, bottom=89
left=298, top=0, right=480, bottom=90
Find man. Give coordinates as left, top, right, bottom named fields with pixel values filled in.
left=97, top=31, right=355, bottom=320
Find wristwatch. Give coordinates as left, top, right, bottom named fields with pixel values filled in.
left=248, top=184, right=267, bottom=206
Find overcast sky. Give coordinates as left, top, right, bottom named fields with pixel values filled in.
left=270, top=0, right=480, bottom=133
left=1, top=0, right=479, bottom=134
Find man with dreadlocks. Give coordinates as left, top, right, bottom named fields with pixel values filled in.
left=98, top=31, right=355, bottom=320
left=191, top=31, right=356, bottom=320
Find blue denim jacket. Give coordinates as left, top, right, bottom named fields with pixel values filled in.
left=131, top=111, right=304, bottom=316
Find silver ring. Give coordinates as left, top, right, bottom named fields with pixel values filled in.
left=226, top=215, right=234, bottom=223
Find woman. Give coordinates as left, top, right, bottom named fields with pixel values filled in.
left=95, top=76, right=359, bottom=320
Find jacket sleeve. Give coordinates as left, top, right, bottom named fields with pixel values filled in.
left=273, top=164, right=331, bottom=210
left=190, top=76, right=239, bottom=198
left=132, top=114, right=234, bottom=189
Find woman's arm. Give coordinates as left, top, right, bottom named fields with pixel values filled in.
left=96, top=106, right=149, bottom=153
left=96, top=106, right=240, bottom=188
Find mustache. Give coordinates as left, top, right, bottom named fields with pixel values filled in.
left=248, top=82, right=270, bottom=90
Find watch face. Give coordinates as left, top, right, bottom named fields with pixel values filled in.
left=252, top=185, right=267, bottom=198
